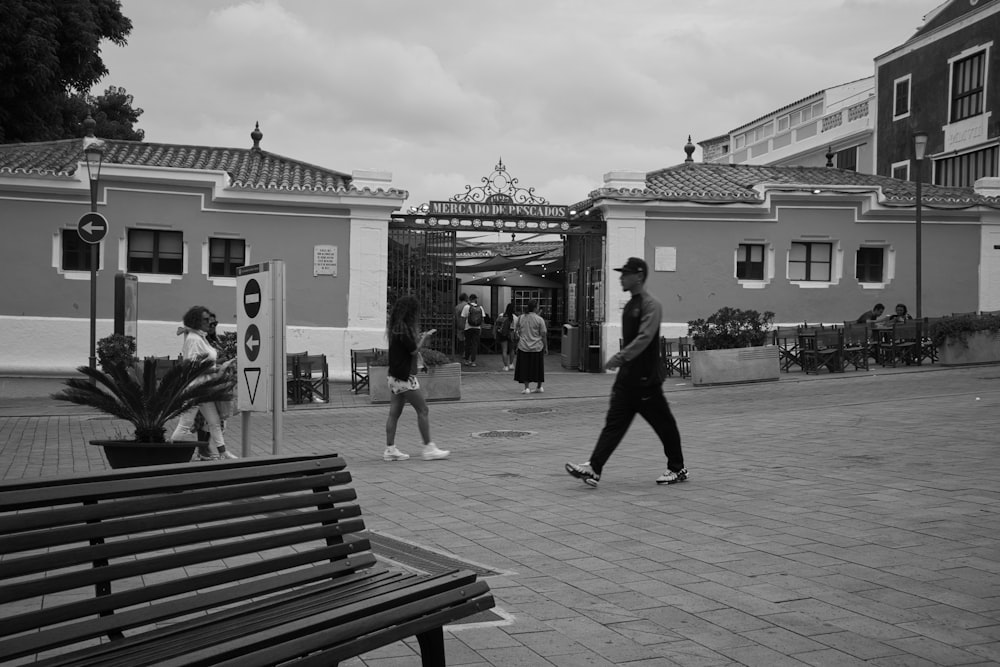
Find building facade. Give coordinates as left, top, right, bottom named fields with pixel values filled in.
left=874, top=0, right=999, bottom=185
left=698, top=78, right=876, bottom=173
left=581, top=159, right=1000, bottom=346
left=0, top=126, right=403, bottom=376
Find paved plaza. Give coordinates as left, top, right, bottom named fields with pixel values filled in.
left=2, top=358, right=999, bottom=666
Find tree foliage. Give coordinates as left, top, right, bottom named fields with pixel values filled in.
left=0, top=0, right=138, bottom=142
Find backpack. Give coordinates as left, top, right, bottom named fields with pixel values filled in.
left=467, top=304, right=483, bottom=327
left=497, top=315, right=511, bottom=337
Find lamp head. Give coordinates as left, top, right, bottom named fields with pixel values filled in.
left=913, top=132, right=929, bottom=161
left=83, top=142, right=104, bottom=182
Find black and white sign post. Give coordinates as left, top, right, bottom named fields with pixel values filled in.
left=78, top=211, right=107, bottom=374
left=236, top=261, right=286, bottom=454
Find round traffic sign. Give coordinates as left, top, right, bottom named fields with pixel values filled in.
left=243, top=279, right=261, bottom=318
left=244, top=324, right=261, bottom=362
left=77, top=212, right=108, bottom=244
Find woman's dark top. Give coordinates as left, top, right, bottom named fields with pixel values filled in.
left=388, top=331, right=417, bottom=381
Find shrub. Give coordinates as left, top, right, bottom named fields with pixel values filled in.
left=688, top=307, right=774, bottom=351
left=96, top=334, right=136, bottom=372
left=371, top=347, right=454, bottom=368
left=928, top=312, right=1000, bottom=348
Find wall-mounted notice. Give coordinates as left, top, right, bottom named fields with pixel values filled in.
left=314, top=245, right=338, bottom=276
left=655, top=246, right=677, bottom=272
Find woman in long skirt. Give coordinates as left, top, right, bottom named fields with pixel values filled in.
left=513, top=299, right=547, bottom=394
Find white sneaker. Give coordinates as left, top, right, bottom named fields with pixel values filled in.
left=383, top=446, right=410, bottom=461
left=521, top=388, right=531, bottom=394
left=219, top=450, right=239, bottom=459
left=533, top=387, right=544, bottom=393
left=422, top=443, right=450, bottom=460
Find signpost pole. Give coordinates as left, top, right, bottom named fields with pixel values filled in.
left=271, top=261, right=285, bottom=454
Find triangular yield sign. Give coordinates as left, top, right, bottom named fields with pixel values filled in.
left=244, top=368, right=262, bottom=405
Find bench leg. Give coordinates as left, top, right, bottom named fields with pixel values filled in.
left=416, top=626, right=445, bottom=666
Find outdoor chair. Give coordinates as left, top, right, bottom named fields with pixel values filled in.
left=840, top=322, right=870, bottom=371
left=798, top=327, right=843, bottom=374
left=773, top=326, right=802, bottom=372
left=350, top=348, right=378, bottom=394
left=295, top=354, right=329, bottom=403
left=917, top=317, right=939, bottom=365
left=878, top=321, right=919, bottom=367
left=286, top=351, right=308, bottom=403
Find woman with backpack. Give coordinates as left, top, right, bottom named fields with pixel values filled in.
left=495, top=302, right=517, bottom=371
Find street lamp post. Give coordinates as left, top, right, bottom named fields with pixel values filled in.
left=84, top=140, right=104, bottom=374
left=913, top=132, right=928, bottom=321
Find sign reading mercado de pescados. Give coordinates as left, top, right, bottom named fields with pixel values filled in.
left=428, top=200, right=569, bottom=220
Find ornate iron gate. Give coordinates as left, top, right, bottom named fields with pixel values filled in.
left=387, top=228, right=458, bottom=355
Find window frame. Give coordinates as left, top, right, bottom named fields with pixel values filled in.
left=855, top=243, right=896, bottom=289
left=787, top=240, right=842, bottom=288
left=127, top=228, right=185, bottom=277
left=735, top=241, right=774, bottom=288
left=207, top=237, right=247, bottom=278
left=934, top=145, right=998, bottom=187
left=53, top=229, right=103, bottom=280
left=835, top=145, right=859, bottom=172
left=891, top=160, right=910, bottom=181
left=893, top=74, right=911, bottom=120
left=950, top=49, right=986, bottom=123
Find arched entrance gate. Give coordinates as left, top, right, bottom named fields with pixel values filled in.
left=388, top=161, right=607, bottom=371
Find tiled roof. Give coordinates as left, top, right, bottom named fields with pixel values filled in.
left=588, top=162, right=1000, bottom=210
left=0, top=138, right=394, bottom=195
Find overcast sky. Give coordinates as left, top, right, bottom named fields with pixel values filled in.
left=99, top=0, right=940, bottom=209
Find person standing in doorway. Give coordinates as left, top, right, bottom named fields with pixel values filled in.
left=454, top=293, right=468, bottom=363
left=495, top=302, right=517, bottom=371
left=566, top=257, right=687, bottom=488
left=461, top=294, right=485, bottom=367
left=514, top=299, right=547, bottom=393
left=383, top=295, right=450, bottom=462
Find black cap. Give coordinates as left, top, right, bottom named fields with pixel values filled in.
left=614, top=257, right=647, bottom=275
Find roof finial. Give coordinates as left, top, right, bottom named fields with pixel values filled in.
left=83, top=114, right=97, bottom=138
left=684, top=135, right=695, bottom=163
left=825, top=146, right=834, bottom=167
left=251, top=122, right=263, bottom=151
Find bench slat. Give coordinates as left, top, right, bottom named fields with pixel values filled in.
left=0, top=455, right=347, bottom=511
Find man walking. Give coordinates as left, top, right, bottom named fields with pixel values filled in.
left=461, top=294, right=484, bottom=367
left=566, top=257, right=687, bottom=488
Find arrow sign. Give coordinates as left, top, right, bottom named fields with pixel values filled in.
left=243, top=279, right=261, bottom=318
left=244, top=324, right=261, bottom=362
left=77, top=212, right=108, bottom=244
left=243, top=368, right=262, bottom=405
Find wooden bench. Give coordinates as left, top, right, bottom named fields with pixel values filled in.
left=0, top=454, right=494, bottom=666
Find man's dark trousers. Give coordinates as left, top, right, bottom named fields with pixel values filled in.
left=589, top=383, right=684, bottom=476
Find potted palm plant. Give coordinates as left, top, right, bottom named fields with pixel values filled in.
left=687, top=306, right=780, bottom=386
left=52, top=359, right=235, bottom=468
left=368, top=348, right=462, bottom=403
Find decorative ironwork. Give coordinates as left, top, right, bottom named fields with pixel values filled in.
left=451, top=158, right=549, bottom=205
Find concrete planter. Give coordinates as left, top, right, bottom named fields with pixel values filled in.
left=689, top=345, right=780, bottom=386
left=369, top=363, right=462, bottom=403
left=938, top=330, right=1000, bottom=366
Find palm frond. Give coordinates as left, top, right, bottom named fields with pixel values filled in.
left=53, top=360, right=235, bottom=442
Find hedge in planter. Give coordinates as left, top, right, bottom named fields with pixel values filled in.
left=928, top=313, right=1000, bottom=365
left=686, top=307, right=779, bottom=385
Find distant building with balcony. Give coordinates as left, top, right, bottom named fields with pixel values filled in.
left=698, top=77, right=875, bottom=172
left=874, top=0, right=999, bottom=186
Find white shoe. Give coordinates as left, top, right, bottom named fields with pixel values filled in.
left=533, top=387, right=544, bottom=393
left=219, top=450, right=239, bottom=459
left=521, top=388, right=531, bottom=394
left=422, top=443, right=450, bottom=460
left=383, top=446, right=410, bottom=461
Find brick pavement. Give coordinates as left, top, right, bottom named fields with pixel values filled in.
left=2, top=358, right=1000, bottom=666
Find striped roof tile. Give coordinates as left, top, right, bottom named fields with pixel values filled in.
left=0, top=138, right=401, bottom=196
left=588, top=162, right=1000, bottom=210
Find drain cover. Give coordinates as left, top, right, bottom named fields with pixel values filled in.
left=472, top=430, right=535, bottom=438
left=505, top=407, right=553, bottom=415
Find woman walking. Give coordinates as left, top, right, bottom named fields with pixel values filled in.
left=383, top=296, right=450, bottom=461
left=514, top=299, right=547, bottom=394
left=170, top=305, right=235, bottom=457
